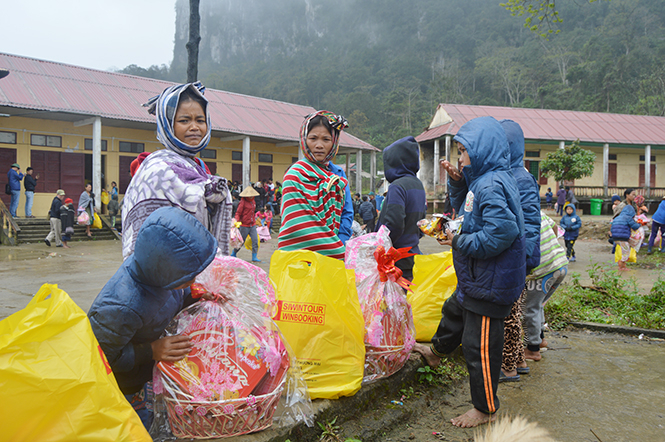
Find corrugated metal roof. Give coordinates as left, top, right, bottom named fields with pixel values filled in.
left=416, top=103, right=665, bottom=147
left=0, top=52, right=377, bottom=151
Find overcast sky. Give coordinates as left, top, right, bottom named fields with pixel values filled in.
left=3, top=0, right=176, bottom=71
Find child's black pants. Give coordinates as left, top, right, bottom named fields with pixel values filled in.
left=431, top=292, right=504, bottom=415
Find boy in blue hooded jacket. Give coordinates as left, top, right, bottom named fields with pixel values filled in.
left=414, top=116, right=526, bottom=428
left=560, top=204, right=582, bottom=261
left=88, top=206, right=218, bottom=429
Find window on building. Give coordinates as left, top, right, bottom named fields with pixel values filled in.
left=608, top=154, right=617, bottom=160
left=200, top=149, right=217, bottom=159
left=84, top=138, right=108, bottom=151
left=119, top=141, right=144, bottom=153
left=525, top=151, right=540, bottom=158
left=258, top=153, right=273, bottom=163
left=31, top=134, right=62, bottom=147
left=0, top=131, right=16, bottom=144
left=639, top=155, right=656, bottom=162
left=232, top=151, right=243, bottom=161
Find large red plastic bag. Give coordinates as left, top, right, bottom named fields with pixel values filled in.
left=345, top=226, right=416, bottom=384
left=0, top=284, right=150, bottom=442
left=270, top=250, right=365, bottom=399
left=151, top=256, right=312, bottom=440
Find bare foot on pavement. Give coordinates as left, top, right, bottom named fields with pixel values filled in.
left=524, top=349, right=542, bottom=361
left=450, top=407, right=496, bottom=428
left=412, top=342, right=441, bottom=367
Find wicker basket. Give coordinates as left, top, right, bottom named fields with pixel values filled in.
left=364, top=344, right=408, bottom=383
left=164, top=385, right=283, bottom=439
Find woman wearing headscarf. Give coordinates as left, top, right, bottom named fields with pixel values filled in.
left=121, top=82, right=232, bottom=260
left=78, top=183, right=96, bottom=238
left=278, top=110, right=353, bottom=259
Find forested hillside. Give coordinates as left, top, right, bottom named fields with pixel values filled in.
left=121, top=0, right=665, bottom=149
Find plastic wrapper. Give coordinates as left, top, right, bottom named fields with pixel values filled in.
left=345, top=226, right=416, bottom=384
left=151, top=256, right=312, bottom=441
left=229, top=220, right=243, bottom=250
left=417, top=214, right=462, bottom=240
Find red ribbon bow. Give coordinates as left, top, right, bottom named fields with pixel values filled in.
left=190, top=283, right=228, bottom=302
left=374, top=246, right=416, bottom=292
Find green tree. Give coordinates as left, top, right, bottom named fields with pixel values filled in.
left=501, top=0, right=610, bottom=36
left=540, top=139, right=596, bottom=182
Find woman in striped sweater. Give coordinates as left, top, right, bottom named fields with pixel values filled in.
left=277, top=111, right=352, bottom=259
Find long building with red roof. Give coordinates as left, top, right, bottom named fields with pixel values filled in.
left=416, top=104, right=665, bottom=209
left=0, top=52, right=378, bottom=216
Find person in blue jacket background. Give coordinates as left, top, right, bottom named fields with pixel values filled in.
left=648, top=195, right=665, bottom=254
left=498, top=120, right=541, bottom=382
left=414, top=116, right=526, bottom=428
left=88, top=206, right=218, bottom=430
left=560, top=203, right=582, bottom=262
left=327, top=160, right=354, bottom=244
left=610, top=193, right=640, bottom=270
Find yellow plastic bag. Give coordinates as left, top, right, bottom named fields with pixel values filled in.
left=92, top=212, right=103, bottom=229
left=614, top=245, right=637, bottom=263
left=270, top=250, right=365, bottom=399
left=407, top=251, right=457, bottom=342
left=0, top=284, right=150, bottom=442
left=101, top=190, right=110, bottom=205
left=244, top=230, right=260, bottom=251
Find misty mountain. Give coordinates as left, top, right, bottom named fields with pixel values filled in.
left=143, top=0, right=665, bottom=149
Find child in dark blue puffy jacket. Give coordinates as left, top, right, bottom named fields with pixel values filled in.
left=414, top=116, right=526, bottom=428
left=88, top=206, right=218, bottom=430
left=560, top=204, right=582, bottom=261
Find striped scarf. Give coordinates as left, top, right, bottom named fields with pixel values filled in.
left=278, top=159, right=348, bottom=259
left=143, top=82, right=211, bottom=157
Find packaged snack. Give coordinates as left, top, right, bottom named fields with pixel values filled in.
left=417, top=214, right=463, bottom=240
left=345, top=226, right=416, bottom=384
left=151, top=256, right=312, bottom=440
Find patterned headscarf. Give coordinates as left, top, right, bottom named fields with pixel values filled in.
left=143, top=82, right=212, bottom=157
left=299, top=110, right=349, bottom=165
left=634, top=194, right=645, bottom=206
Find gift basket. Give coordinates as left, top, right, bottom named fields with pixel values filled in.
left=151, top=256, right=312, bottom=440
left=417, top=214, right=462, bottom=241
left=345, top=226, right=416, bottom=384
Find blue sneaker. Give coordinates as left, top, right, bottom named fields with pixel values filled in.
left=570, top=256, right=576, bottom=262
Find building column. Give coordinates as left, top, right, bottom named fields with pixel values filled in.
left=356, top=149, right=362, bottom=194
left=370, top=151, right=376, bottom=193
left=646, top=145, right=652, bottom=197
left=242, top=136, right=251, bottom=189
left=603, top=143, right=609, bottom=197
left=345, top=153, right=351, bottom=192
left=444, top=135, right=451, bottom=193
left=93, top=117, right=102, bottom=211
left=433, top=138, right=440, bottom=190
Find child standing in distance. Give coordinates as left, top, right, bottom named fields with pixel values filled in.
left=359, top=195, right=377, bottom=232
left=545, top=188, right=553, bottom=210
left=560, top=204, right=581, bottom=261
left=88, top=207, right=218, bottom=430
left=413, top=116, right=526, bottom=428
left=59, top=198, right=76, bottom=249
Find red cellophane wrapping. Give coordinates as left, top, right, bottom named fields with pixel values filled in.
left=151, top=256, right=312, bottom=440
left=344, top=226, right=416, bottom=384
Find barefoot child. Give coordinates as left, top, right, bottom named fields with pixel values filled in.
left=88, top=207, right=218, bottom=430
left=413, top=116, right=526, bottom=428
left=560, top=204, right=581, bottom=262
